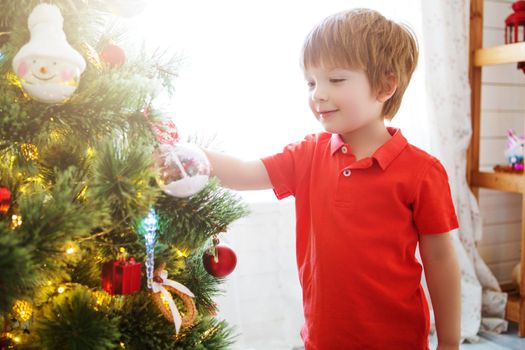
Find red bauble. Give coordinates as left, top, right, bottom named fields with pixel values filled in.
left=101, top=258, right=141, bottom=295
left=0, top=186, right=11, bottom=214
left=203, top=241, right=237, bottom=278
left=100, top=44, right=126, bottom=68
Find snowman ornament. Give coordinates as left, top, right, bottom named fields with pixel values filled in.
left=12, top=4, right=86, bottom=104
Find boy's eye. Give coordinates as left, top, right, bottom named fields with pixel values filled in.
left=307, top=81, right=315, bottom=88
left=330, top=79, right=346, bottom=83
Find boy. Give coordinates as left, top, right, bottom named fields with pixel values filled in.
left=201, top=8, right=461, bottom=350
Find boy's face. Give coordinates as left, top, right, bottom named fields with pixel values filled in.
left=304, top=66, right=385, bottom=134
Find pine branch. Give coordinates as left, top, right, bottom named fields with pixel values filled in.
left=176, top=245, right=229, bottom=318
left=116, top=291, right=237, bottom=350
left=0, top=224, right=37, bottom=312
left=33, top=285, right=121, bottom=350
left=174, top=316, right=238, bottom=350
left=15, top=167, right=110, bottom=277
left=156, top=178, right=250, bottom=250
left=90, top=136, right=160, bottom=223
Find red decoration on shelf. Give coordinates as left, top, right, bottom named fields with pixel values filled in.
left=494, top=164, right=524, bottom=173
left=505, top=1, right=525, bottom=73
left=203, top=236, right=237, bottom=278
left=100, top=44, right=126, bottom=68
left=101, top=257, right=141, bottom=295
left=0, top=187, right=12, bottom=214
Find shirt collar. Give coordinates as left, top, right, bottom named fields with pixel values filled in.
left=330, top=126, right=408, bottom=171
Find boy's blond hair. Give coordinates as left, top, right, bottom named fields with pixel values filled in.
left=300, top=8, right=419, bottom=120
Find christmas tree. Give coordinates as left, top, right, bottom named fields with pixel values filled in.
left=0, top=1, right=249, bottom=349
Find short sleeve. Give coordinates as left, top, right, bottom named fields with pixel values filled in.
left=411, top=158, right=460, bottom=234
left=260, top=134, right=315, bottom=200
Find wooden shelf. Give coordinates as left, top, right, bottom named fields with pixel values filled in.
left=501, top=282, right=517, bottom=292
left=470, top=170, right=525, bottom=193
left=469, top=0, right=525, bottom=337
left=506, top=293, right=522, bottom=324
left=474, top=42, right=525, bottom=67
left=501, top=285, right=523, bottom=326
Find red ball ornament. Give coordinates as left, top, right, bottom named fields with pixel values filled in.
left=0, top=186, right=12, bottom=214
left=100, top=44, right=126, bottom=68
left=203, top=237, right=237, bottom=278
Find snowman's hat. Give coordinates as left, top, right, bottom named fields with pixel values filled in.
left=12, top=4, right=86, bottom=72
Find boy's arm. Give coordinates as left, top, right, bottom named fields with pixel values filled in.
left=419, top=232, right=461, bottom=350
left=200, top=147, right=272, bottom=191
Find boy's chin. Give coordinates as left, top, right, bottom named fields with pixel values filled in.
left=321, top=126, right=337, bottom=133
left=319, top=122, right=348, bottom=135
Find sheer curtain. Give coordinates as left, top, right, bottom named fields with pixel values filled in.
left=418, top=0, right=508, bottom=341
left=131, top=1, right=506, bottom=348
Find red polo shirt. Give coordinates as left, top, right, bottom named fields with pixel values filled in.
left=260, top=126, right=459, bottom=350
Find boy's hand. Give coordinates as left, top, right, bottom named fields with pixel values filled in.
left=200, top=147, right=272, bottom=191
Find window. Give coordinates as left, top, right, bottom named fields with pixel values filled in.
left=131, top=0, right=426, bottom=202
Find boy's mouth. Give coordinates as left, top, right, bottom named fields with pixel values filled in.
left=319, top=109, right=338, bottom=118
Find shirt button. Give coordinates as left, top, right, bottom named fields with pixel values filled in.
left=343, top=169, right=351, bottom=176
left=341, top=146, right=348, bottom=154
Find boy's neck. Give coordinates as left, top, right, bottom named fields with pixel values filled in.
left=339, top=119, right=392, bottom=161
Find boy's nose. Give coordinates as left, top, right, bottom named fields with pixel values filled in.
left=311, top=87, right=328, bottom=102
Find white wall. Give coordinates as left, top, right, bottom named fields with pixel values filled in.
left=213, top=200, right=303, bottom=350
left=478, top=0, right=525, bottom=284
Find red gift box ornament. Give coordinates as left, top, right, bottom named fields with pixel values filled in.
left=0, top=186, right=12, bottom=214
left=101, top=257, right=142, bottom=295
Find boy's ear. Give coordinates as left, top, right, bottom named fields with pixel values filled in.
left=376, top=74, right=397, bottom=103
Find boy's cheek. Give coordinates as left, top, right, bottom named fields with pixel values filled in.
left=307, top=102, right=319, bottom=117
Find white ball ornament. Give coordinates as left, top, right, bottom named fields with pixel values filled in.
left=11, top=4, right=86, bottom=104
left=154, top=142, right=211, bottom=198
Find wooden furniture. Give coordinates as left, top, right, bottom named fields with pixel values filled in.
left=468, top=0, right=525, bottom=337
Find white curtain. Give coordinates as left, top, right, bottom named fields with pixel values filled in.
left=418, top=0, right=508, bottom=342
